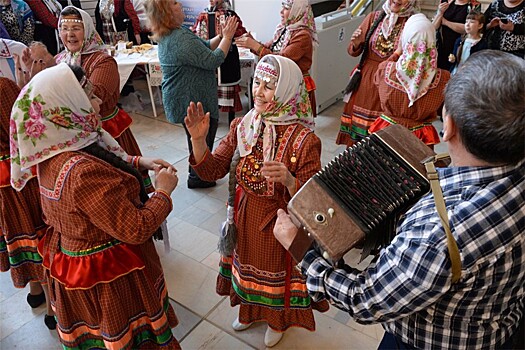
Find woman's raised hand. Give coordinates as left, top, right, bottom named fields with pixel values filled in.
left=13, top=54, right=30, bottom=88
left=184, top=101, right=210, bottom=141
left=221, top=16, right=238, bottom=40
left=351, top=28, right=362, bottom=42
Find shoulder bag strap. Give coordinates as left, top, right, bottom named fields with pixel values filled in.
left=423, top=153, right=462, bottom=284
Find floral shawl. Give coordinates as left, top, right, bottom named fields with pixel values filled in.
left=381, top=0, right=417, bottom=40
left=55, top=6, right=105, bottom=66
left=271, top=0, right=318, bottom=52
left=237, top=55, right=315, bottom=161
left=395, top=13, right=438, bottom=107
left=9, top=63, right=127, bottom=190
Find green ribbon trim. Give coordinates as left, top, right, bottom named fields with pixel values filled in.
left=8, top=250, right=42, bottom=265
left=231, top=279, right=311, bottom=308
left=61, top=240, right=121, bottom=257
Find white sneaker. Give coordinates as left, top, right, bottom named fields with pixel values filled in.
left=264, top=326, right=284, bottom=347
left=231, top=317, right=253, bottom=331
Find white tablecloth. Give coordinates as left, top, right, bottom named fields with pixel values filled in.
left=114, top=46, right=256, bottom=93
left=114, top=47, right=160, bottom=92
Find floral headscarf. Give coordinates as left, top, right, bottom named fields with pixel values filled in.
left=9, top=63, right=126, bottom=190
left=55, top=6, right=104, bottom=66
left=396, top=13, right=438, bottom=107
left=271, top=0, right=318, bottom=52
left=381, top=0, right=417, bottom=40
left=237, top=55, right=315, bottom=161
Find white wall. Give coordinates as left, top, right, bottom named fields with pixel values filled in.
left=233, top=0, right=281, bottom=42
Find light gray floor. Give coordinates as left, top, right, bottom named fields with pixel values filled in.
left=0, top=83, right=446, bottom=350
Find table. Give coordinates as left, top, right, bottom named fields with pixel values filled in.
left=114, top=47, right=162, bottom=117
left=114, top=46, right=256, bottom=118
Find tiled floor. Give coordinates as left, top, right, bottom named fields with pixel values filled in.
left=0, top=82, right=447, bottom=350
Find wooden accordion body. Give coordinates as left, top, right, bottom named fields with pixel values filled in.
left=287, top=125, right=436, bottom=262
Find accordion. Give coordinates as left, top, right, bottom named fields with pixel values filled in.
left=287, top=124, right=437, bottom=262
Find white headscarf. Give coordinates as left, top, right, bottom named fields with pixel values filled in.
left=237, top=55, right=315, bottom=161
left=0, top=38, right=26, bottom=83
left=381, top=0, right=417, bottom=40
left=395, top=13, right=438, bottom=107
left=271, top=0, right=318, bottom=52
left=55, top=6, right=105, bottom=66
left=9, top=63, right=127, bottom=190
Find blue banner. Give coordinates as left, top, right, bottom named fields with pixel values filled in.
left=183, top=0, right=209, bottom=28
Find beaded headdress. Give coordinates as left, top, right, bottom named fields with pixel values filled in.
left=60, top=18, right=83, bottom=24
left=282, top=0, right=293, bottom=9
left=254, top=62, right=279, bottom=85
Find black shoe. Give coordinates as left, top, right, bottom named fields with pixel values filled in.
left=27, top=292, right=46, bottom=308
left=44, top=314, right=57, bottom=330
left=187, top=178, right=216, bottom=189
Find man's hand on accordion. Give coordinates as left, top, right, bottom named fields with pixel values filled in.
left=273, top=209, right=299, bottom=250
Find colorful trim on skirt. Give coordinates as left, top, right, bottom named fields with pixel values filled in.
left=336, top=109, right=378, bottom=146
left=58, top=295, right=177, bottom=350
left=2, top=225, right=46, bottom=287
left=369, top=115, right=440, bottom=145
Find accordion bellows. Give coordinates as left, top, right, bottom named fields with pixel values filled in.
left=288, top=124, right=436, bottom=262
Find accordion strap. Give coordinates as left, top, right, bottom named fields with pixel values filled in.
left=423, top=154, right=462, bottom=284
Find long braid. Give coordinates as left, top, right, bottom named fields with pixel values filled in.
left=82, top=143, right=162, bottom=239
left=343, top=11, right=387, bottom=95
left=218, top=148, right=241, bottom=256
left=227, top=149, right=241, bottom=207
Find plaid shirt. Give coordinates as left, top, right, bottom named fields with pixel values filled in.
left=300, top=161, right=525, bottom=349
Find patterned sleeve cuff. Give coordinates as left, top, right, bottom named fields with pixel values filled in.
left=189, top=148, right=210, bottom=168
left=152, top=189, right=173, bottom=211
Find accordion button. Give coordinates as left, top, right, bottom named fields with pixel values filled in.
left=322, top=251, right=330, bottom=260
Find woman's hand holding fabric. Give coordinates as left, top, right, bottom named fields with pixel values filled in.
left=261, top=161, right=297, bottom=194
left=138, top=157, right=175, bottom=172
left=155, top=166, right=178, bottom=194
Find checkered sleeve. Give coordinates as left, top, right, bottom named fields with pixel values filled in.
left=71, top=159, right=171, bottom=245
left=300, top=220, right=455, bottom=324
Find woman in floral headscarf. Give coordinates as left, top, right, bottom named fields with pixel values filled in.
left=0, top=0, right=33, bottom=45
left=235, top=0, right=319, bottom=117
left=336, top=0, right=417, bottom=147
left=0, top=77, right=56, bottom=330
left=369, top=13, right=450, bottom=148
left=54, top=5, right=152, bottom=190
left=10, top=63, right=180, bottom=349
left=185, top=55, right=328, bottom=348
